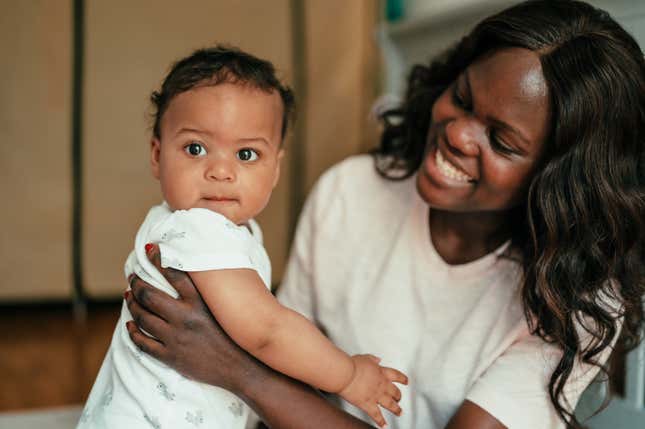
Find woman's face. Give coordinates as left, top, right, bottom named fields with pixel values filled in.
left=417, top=47, right=550, bottom=213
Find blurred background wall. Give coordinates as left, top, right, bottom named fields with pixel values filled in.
left=0, top=0, right=379, bottom=302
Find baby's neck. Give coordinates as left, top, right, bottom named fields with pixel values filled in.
left=166, top=202, right=254, bottom=234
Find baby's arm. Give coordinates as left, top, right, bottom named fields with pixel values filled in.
left=190, top=269, right=407, bottom=427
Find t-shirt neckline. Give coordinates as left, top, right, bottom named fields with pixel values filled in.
left=412, top=192, right=511, bottom=277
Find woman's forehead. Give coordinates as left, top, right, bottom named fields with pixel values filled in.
left=467, top=48, right=550, bottom=147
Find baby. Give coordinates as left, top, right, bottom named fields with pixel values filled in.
left=78, top=46, right=407, bottom=429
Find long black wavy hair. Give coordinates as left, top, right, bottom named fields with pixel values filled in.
left=373, top=1, right=645, bottom=426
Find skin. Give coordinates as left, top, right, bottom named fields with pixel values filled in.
left=150, top=82, right=284, bottom=225
left=419, top=48, right=549, bottom=264
left=127, top=48, right=550, bottom=428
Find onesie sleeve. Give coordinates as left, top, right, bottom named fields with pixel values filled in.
left=466, top=310, right=621, bottom=429
left=150, top=208, right=257, bottom=273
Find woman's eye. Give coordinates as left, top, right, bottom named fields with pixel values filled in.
left=237, top=148, right=259, bottom=162
left=451, top=84, right=470, bottom=110
left=490, top=131, right=514, bottom=155
left=184, top=142, right=207, bottom=157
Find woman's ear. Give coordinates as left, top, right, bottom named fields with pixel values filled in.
left=272, top=149, right=285, bottom=188
left=150, top=138, right=161, bottom=179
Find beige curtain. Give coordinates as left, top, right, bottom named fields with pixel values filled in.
left=0, top=0, right=380, bottom=300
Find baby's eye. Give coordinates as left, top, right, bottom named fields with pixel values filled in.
left=184, top=142, right=207, bottom=157
left=237, top=148, right=259, bottom=162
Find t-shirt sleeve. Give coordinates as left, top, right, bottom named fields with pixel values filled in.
left=466, top=316, right=620, bottom=429
left=466, top=332, right=566, bottom=428
left=151, top=208, right=257, bottom=273
left=276, top=182, right=319, bottom=321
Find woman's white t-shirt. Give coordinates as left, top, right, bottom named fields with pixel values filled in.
left=277, top=155, right=607, bottom=429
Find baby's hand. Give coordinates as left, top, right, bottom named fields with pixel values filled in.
left=339, top=354, right=408, bottom=428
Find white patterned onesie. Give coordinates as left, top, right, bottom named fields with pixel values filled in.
left=78, top=202, right=271, bottom=429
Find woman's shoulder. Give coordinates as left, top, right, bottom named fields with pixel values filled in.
left=297, top=155, right=418, bottom=240
left=312, top=154, right=416, bottom=207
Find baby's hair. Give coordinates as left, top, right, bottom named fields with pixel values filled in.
left=151, top=44, right=295, bottom=140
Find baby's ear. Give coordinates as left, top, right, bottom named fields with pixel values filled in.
left=273, top=149, right=285, bottom=188
left=150, top=138, right=161, bottom=179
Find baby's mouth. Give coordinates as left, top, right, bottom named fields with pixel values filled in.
left=203, top=196, right=237, bottom=203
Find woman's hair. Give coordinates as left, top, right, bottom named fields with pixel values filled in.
left=150, top=44, right=295, bottom=140
left=374, top=0, right=645, bottom=426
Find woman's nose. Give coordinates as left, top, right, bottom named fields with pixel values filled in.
left=444, top=117, right=485, bottom=157
left=206, top=158, right=235, bottom=182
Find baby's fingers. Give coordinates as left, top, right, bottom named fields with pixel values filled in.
left=365, top=354, right=382, bottom=364
left=386, top=382, right=402, bottom=402
left=378, top=395, right=402, bottom=416
left=381, top=366, right=408, bottom=385
left=365, top=402, right=387, bottom=428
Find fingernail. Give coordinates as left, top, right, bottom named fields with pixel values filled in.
left=145, top=243, right=154, bottom=253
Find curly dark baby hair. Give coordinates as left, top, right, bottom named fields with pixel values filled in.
left=150, top=44, right=295, bottom=141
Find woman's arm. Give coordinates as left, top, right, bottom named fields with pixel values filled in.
left=125, top=244, right=375, bottom=429
left=446, top=402, right=506, bottom=429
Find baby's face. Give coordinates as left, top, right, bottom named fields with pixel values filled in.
left=150, top=83, right=284, bottom=225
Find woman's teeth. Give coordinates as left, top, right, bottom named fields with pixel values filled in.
left=435, top=149, right=473, bottom=182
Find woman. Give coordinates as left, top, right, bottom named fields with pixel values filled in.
left=124, top=1, right=645, bottom=428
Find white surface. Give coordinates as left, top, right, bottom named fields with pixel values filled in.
left=0, top=406, right=82, bottom=429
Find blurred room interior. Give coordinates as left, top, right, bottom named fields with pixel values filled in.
left=1, top=1, right=643, bottom=428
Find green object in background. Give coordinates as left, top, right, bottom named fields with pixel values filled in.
left=386, top=0, right=404, bottom=22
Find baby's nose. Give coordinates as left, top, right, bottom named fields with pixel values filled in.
left=206, top=159, right=235, bottom=181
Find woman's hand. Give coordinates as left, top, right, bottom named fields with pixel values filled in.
left=125, top=244, right=259, bottom=393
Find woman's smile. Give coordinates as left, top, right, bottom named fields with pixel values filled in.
left=435, top=148, right=474, bottom=182
left=422, top=144, right=475, bottom=189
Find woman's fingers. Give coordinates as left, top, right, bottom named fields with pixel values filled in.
left=128, top=274, right=179, bottom=324
left=125, top=320, right=167, bottom=362
left=381, top=366, right=408, bottom=385
left=125, top=287, right=170, bottom=341
left=146, top=244, right=201, bottom=303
